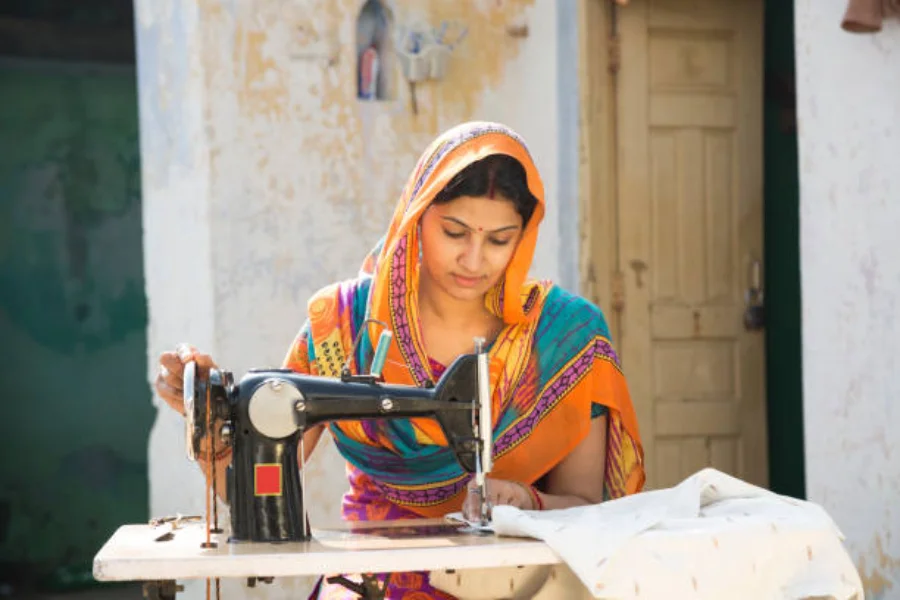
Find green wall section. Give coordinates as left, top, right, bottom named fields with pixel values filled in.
left=763, top=0, right=806, bottom=499
left=0, top=61, right=151, bottom=583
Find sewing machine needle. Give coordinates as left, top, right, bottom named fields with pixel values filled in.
left=301, top=435, right=308, bottom=539
left=473, top=337, right=492, bottom=525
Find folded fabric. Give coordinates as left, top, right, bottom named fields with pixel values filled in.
left=448, top=468, right=863, bottom=599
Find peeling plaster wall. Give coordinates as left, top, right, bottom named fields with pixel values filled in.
left=795, top=2, right=900, bottom=598
left=137, top=1, right=572, bottom=597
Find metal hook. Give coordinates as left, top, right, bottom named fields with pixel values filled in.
left=341, top=318, right=392, bottom=377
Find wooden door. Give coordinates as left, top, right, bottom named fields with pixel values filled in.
left=615, top=0, right=768, bottom=489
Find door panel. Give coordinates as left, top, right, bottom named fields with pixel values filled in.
left=616, top=0, right=767, bottom=489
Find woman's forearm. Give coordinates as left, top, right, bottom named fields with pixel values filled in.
left=300, top=423, right=325, bottom=462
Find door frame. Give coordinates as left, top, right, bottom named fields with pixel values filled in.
left=577, top=0, right=621, bottom=345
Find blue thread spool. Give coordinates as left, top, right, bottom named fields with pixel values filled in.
left=370, top=330, right=392, bottom=378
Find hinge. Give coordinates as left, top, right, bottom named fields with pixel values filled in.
left=611, top=271, right=625, bottom=313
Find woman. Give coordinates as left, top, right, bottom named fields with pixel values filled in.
left=156, top=121, right=644, bottom=599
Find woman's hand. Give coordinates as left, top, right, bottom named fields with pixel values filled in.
left=462, top=476, right=539, bottom=521
left=155, top=343, right=218, bottom=416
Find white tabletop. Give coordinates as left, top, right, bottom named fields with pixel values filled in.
left=92, top=518, right=560, bottom=582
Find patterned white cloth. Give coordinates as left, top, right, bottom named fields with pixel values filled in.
left=449, top=468, right=863, bottom=599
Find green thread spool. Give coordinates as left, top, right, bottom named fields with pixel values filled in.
left=370, top=330, right=392, bottom=377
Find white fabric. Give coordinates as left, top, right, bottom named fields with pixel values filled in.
left=448, top=468, right=863, bottom=599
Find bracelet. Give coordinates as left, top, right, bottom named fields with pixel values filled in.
left=515, top=481, right=544, bottom=511
left=527, top=485, right=544, bottom=511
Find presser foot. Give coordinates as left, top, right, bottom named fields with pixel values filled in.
left=326, top=573, right=392, bottom=600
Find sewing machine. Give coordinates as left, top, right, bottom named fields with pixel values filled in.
left=94, top=335, right=516, bottom=600
left=181, top=334, right=493, bottom=546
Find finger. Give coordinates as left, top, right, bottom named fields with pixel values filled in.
left=159, top=364, right=184, bottom=394
left=155, top=378, right=185, bottom=415
left=462, top=495, right=476, bottom=521
left=175, top=343, right=197, bottom=363
left=498, top=495, right=512, bottom=507
left=194, top=356, right=217, bottom=379
left=490, top=483, right=517, bottom=508
left=156, top=364, right=185, bottom=409
left=176, top=343, right=218, bottom=369
left=195, top=353, right=217, bottom=369
left=158, top=352, right=184, bottom=378
left=487, top=482, right=505, bottom=505
left=173, top=346, right=218, bottom=382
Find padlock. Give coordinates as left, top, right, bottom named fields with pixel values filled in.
left=743, top=302, right=765, bottom=331
left=743, top=260, right=766, bottom=332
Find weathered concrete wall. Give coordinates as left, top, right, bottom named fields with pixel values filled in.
left=136, top=1, right=574, bottom=597
left=795, top=2, right=900, bottom=598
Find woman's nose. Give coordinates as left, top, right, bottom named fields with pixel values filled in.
left=459, top=240, right=484, bottom=272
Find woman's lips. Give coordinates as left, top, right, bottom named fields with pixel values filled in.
left=452, top=274, right=483, bottom=288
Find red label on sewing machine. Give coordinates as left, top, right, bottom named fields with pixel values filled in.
left=254, top=464, right=282, bottom=496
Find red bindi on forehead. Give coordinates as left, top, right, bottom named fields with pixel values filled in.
left=433, top=198, right=521, bottom=234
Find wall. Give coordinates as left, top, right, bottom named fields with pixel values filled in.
left=795, top=2, right=900, bottom=598
left=136, top=1, right=573, bottom=598
left=0, top=59, right=150, bottom=583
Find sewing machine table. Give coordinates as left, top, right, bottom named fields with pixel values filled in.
left=92, top=518, right=558, bottom=582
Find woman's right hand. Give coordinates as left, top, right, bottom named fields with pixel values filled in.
left=155, top=343, right=218, bottom=417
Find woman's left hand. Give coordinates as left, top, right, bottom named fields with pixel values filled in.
left=462, top=477, right=535, bottom=521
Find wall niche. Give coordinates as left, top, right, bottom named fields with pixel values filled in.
left=355, top=0, right=396, bottom=102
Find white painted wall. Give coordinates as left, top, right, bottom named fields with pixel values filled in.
left=795, top=2, right=900, bottom=597
left=136, top=1, right=573, bottom=598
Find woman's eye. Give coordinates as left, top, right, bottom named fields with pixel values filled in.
left=489, top=237, right=512, bottom=247
left=443, top=229, right=466, bottom=239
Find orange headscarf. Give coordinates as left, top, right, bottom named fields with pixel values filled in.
left=362, top=122, right=545, bottom=386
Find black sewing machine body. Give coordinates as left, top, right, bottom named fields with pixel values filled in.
left=185, top=353, right=486, bottom=545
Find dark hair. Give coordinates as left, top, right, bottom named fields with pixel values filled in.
left=432, top=154, right=538, bottom=226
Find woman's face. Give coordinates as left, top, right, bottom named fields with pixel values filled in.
left=419, top=194, right=524, bottom=303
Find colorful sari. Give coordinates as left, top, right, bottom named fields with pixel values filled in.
left=283, top=122, right=644, bottom=600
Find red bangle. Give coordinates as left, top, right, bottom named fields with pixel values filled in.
left=527, top=484, right=544, bottom=511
